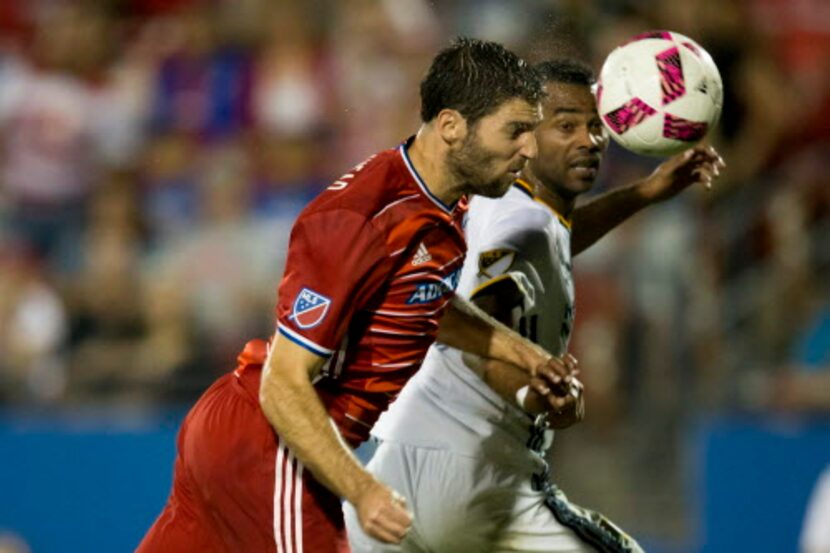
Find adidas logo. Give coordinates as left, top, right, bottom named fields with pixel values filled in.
left=411, top=242, right=432, bottom=266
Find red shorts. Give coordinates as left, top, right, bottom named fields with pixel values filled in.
left=138, top=341, right=349, bottom=553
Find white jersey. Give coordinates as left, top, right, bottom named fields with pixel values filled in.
left=372, top=181, right=574, bottom=462
left=350, top=182, right=643, bottom=552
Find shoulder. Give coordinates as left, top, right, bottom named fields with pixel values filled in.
left=470, top=187, right=550, bottom=227
left=468, top=189, right=552, bottom=249
left=290, top=205, right=389, bottom=261
left=304, top=147, right=416, bottom=220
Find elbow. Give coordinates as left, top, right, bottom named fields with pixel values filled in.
left=258, top=363, right=311, bottom=414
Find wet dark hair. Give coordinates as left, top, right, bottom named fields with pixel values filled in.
left=420, top=37, right=544, bottom=125
left=534, top=59, right=596, bottom=86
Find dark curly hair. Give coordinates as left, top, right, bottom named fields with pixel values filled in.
left=533, top=59, right=596, bottom=86
left=420, top=37, right=545, bottom=125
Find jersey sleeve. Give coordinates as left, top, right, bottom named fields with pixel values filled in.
left=468, top=210, right=548, bottom=324
left=276, top=208, right=391, bottom=357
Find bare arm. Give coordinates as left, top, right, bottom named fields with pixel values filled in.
left=259, top=334, right=365, bottom=499
left=436, top=273, right=581, bottom=422
left=570, top=179, right=654, bottom=256
left=437, top=294, right=567, bottom=378
left=571, top=145, right=725, bottom=255
left=260, top=333, right=410, bottom=544
left=457, top=281, right=582, bottom=426
left=473, top=356, right=584, bottom=427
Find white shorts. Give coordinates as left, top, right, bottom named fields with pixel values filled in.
left=344, top=440, right=642, bottom=553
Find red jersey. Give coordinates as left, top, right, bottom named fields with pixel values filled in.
left=251, top=139, right=467, bottom=444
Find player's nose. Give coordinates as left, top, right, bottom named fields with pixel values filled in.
left=519, top=132, right=538, bottom=160
left=577, top=126, right=601, bottom=152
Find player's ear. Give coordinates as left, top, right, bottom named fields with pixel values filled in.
left=435, top=108, right=467, bottom=147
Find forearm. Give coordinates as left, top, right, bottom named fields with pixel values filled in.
left=437, top=295, right=550, bottom=374
left=259, top=342, right=372, bottom=504
left=570, top=181, right=652, bottom=255
left=465, top=355, right=546, bottom=415
left=572, top=146, right=725, bottom=255
left=467, top=355, right=583, bottom=426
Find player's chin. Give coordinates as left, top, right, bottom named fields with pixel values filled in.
left=568, top=173, right=597, bottom=193
left=474, top=176, right=514, bottom=198
left=570, top=165, right=599, bottom=182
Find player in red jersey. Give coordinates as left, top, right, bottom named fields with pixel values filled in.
left=138, top=38, right=574, bottom=553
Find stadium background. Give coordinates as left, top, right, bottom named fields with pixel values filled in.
left=0, top=0, right=827, bottom=551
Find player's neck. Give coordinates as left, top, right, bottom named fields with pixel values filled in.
left=520, top=170, right=575, bottom=219
left=406, top=128, right=465, bottom=206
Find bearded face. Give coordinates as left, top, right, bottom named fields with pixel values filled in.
left=447, top=98, right=541, bottom=198
left=446, top=131, right=522, bottom=198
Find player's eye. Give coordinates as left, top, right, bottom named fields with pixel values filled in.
left=509, top=124, right=531, bottom=139
left=558, top=121, right=575, bottom=132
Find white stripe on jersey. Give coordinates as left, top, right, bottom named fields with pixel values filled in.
left=293, top=459, right=304, bottom=553
left=274, top=440, right=287, bottom=553
left=372, top=194, right=421, bottom=220
left=345, top=413, right=374, bottom=429
left=395, top=270, right=434, bottom=281
left=283, top=449, right=295, bottom=552
left=372, top=360, right=420, bottom=369
left=278, top=324, right=334, bottom=357
left=368, top=298, right=450, bottom=318
left=274, top=438, right=305, bottom=553
left=439, top=253, right=465, bottom=270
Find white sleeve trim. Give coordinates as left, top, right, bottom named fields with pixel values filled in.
left=277, top=323, right=334, bottom=358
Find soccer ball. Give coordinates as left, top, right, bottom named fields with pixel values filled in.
left=597, top=30, right=723, bottom=157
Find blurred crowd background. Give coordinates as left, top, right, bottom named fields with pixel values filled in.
left=0, top=0, right=827, bottom=550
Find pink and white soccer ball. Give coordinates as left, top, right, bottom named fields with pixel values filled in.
left=597, top=30, right=723, bottom=157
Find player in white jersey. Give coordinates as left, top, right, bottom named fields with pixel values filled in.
left=344, top=59, right=725, bottom=552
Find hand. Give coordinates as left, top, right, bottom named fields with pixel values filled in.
left=531, top=353, right=578, bottom=394
left=640, top=144, right=726, bottom=202
left=546, top=378, right=585, bottom=429
left=352, top=480, right=412, bottom=544
left=525, top=354, right=585, bottom=428
left=531, top=353, right=578, bottom=396
left=525, top=375, right=584, bottom=428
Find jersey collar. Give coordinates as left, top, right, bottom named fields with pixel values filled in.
left=399, top=137, right=455, bottom=214
left=514, top=178, right=572, bottom=230
left=513, top=179, right=534, bottom=198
